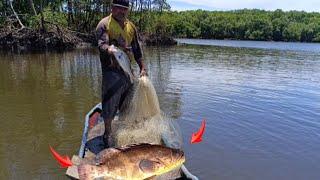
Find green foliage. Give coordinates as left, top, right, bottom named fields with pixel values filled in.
left=0, top=1, right=3, bottom=11
left=283, top=22, right=304, bottom=41
left=151, top=15, right=173, bottom=36
left=145, top=9, right=320, bottom=42
left=0, top=1, right=6, bottom=24
left=0, top=19, right=4, bottom=28
left=313, top=33, right=320, bottom=42
left=28, top=7, right=67, bottom=29
left=0, top=16, right=4, bottom=26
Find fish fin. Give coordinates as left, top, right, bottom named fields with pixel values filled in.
left=139, top=159, right=161, bottom=173
left=95, top=148, right=121, bottom=165
left=117, top=143, right=154, bottom=151
left=78, top=164, right=96, bottom=180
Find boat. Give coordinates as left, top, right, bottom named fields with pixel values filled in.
left=66, top=103, right=199, bottom=180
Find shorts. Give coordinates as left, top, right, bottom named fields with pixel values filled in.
left=101, top=68, right=133, bottom=120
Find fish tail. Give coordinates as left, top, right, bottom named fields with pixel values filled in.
left=78, top=164, right=97, bottom=180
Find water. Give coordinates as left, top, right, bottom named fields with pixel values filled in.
left=0, top=40, right=320, bottom=179
left=177, top=38, right=320, bottom=53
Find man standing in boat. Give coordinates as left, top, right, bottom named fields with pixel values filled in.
left=96, top=0, right=147, bottom=147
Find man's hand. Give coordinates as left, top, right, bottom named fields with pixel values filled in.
left=107, top=46, right=115, bottom=55
left=140, top=68, right=148, bottom=77
left=118, top=37, right=129, bottom=50
left=108, top=44, right=130, bottom=54
left=137, top=58, right=147, bottom=77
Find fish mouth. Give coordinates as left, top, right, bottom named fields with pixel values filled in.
left=170, top=158, right=185, bottom=169
left=178, top=154, right=185, bottom=164
left=153, top=150, right=185, bottom=176
left=174, top=150, right=185, bottom=161
left=179, top=151, right=184, bottom=160
left=172, top=150, right=185, bottom=167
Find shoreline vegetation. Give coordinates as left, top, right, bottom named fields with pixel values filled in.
left=1, top=1, right=320, bottom=51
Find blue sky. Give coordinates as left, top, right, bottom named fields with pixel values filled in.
left=168, top=0, right=320, bottom=12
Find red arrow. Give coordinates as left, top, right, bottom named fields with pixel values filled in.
left=49, top=146, right=73, bottom=168
left=191, top=119, right=206, bottom=144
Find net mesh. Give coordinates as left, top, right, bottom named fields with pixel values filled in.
left=110, top=76, right=183, bottom=149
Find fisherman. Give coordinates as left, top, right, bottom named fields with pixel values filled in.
left=95, top=0, right=147, bottom=147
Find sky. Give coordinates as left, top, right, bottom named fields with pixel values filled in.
left=168, top=0, right=320, bottom=12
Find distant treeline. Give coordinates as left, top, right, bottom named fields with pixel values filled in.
left=1, top=0, right=320, bottom=43
left=136, top=9, right=320, bottom=42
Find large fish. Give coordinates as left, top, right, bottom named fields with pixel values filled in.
left=78, top=143, right=185, bottom=180
left=110, top=45, right=135, bottom=83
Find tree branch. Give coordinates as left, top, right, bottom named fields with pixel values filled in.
left=9, top=0, right=25, bottom=29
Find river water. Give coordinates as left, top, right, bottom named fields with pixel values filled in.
left=0, top=40, right=320, bottom=179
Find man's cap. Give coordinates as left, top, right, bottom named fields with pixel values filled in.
left=112, top=0, right=129, bottom=9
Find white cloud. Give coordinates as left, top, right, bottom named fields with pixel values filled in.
left=169, top=0, right=320, bottom=12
